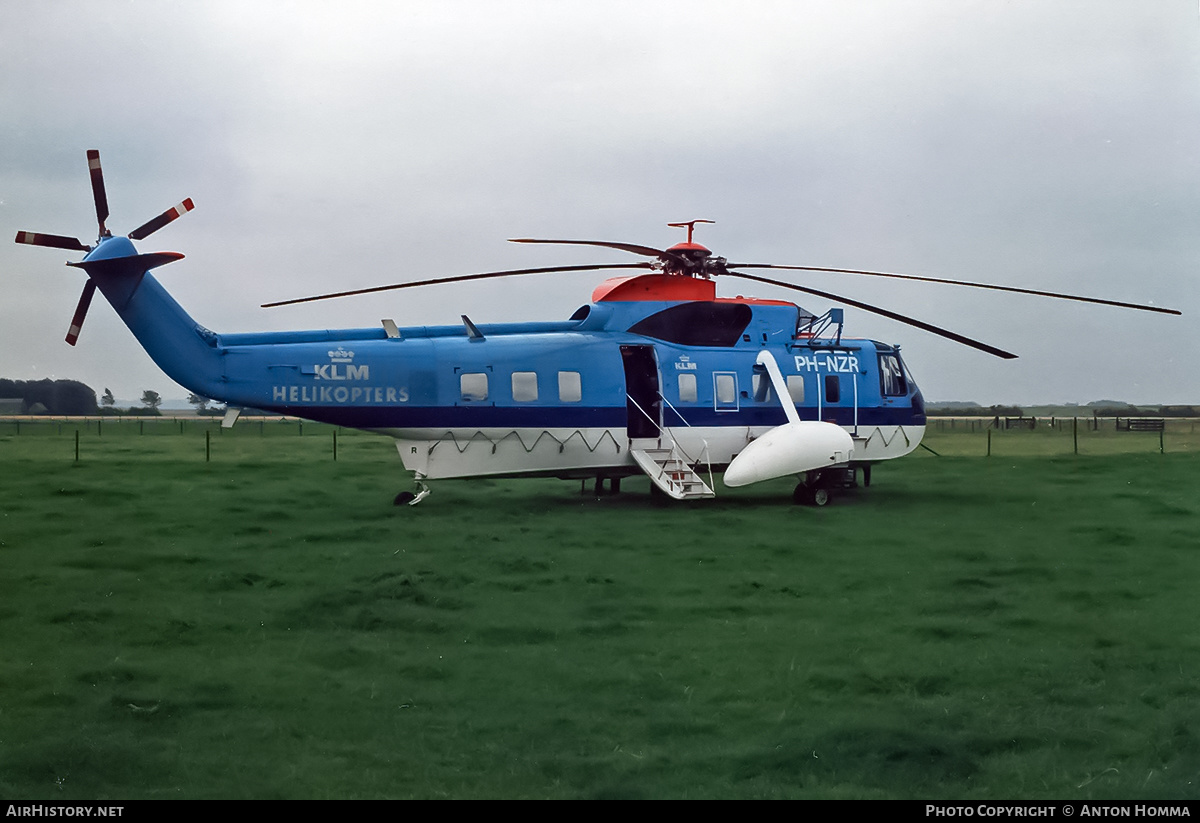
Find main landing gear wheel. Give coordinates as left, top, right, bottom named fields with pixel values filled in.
left=792, top=481, right=831, bottom=507
left=394, top=481, right=431, bottom=507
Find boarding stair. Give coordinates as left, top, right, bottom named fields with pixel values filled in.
left=630, top=445, right=715, bottom=500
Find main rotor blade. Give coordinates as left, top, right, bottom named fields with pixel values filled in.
left=129, top=198, right=195, bottom=240
left=65, top=279, right=97, bottom=346
left=727, top=263, right=1181, bottom=316
left=262, top=262, right=654, bottom=308
left=15, top=231, right=89, bottom=252
left=721, top=270, right=1019, bottom=359
left=510, top=238, right=670, bottom=258
left=87, top=150, right=109, bottom=234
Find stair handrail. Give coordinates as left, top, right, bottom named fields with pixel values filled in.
left=657, top=392, right=715, bottom=491
left=625, top=393, right=697, bottom=491
left=625, top=392, right=716, bottom=494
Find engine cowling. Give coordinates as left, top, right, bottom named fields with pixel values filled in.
left=723, top=421, right=854, bottom=487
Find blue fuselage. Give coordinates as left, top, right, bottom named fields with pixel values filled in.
left=133, top=283, right=925, bottom=437
left=80, top=238, right=925, bottom=472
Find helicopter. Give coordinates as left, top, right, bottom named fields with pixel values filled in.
left=15, top=151, right=1181, bottom=506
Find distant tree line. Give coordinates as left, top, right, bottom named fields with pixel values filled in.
left=1088, top=404, right=1200, bottom=418
left=927, top=402, right=1200, bottom=418
left=0, top=379, right=220, bottom=416
left=0, top=379, right=97, bottom=415
left=97, top=389, right=165, bottom=416
left=95, top=388, right=157, bottom=416
left=926, top=404, right=1024, bottom=417
left=186, top=393, right=225, bottom=416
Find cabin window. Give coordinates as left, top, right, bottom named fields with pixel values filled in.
left=879, top=353, right=907, bottom=397
left=787, top=375, right=805, bottom=404
left=714, top=372, right=738, bottom=411
left=752, top=374, right=772, bottom=402
left=558, top=371, right=582, bottom=403
left=824, top=375, right=840, bottom=403
left=460, top=372, right=489, bottom=402
left=511, top=371, right=538, bottom=402
left=678, top=373, right=697, bottom=403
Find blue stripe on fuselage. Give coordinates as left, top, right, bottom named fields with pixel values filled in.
left=254, top=403, right=925, bottom=430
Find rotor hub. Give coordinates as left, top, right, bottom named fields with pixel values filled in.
left=661, top=242, right=728, bottom=278
left=666, top=241, right=712, bottom=266
left=662, top=219, right=724, bottom=277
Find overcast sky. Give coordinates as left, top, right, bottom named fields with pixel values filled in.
left=2, top=0, right=1196, bottom=405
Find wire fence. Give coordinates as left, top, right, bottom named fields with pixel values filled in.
left=0, top=414, right=337, bottom=437
left=0, top=415, right=363, bottom=463
left=922, top=416, right=1200, bottom=456
left=2, top=415, right=1197, bottom=460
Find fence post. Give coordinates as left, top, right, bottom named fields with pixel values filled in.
left=986, top=428, right=991, bottom=457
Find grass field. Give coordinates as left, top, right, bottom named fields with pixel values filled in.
left=1, top=420, right=1198, bottom=799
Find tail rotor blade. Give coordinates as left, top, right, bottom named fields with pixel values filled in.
left=15, top=231, right=89, bottom=252
left=65, top=279, right=97, bottom=346
left=129, top=198, right=195, bottom=240
left=87, top=150, right=109, bottom=235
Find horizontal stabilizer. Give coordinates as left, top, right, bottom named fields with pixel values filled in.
left=67, top=251, right=184, bottom=277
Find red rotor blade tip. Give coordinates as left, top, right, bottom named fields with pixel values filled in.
left=128, top=198, right=196, bottom=240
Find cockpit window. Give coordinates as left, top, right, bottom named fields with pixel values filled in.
left=627, top=302, right=753, bottom=347
left=879, top=353, right=907, bottom=397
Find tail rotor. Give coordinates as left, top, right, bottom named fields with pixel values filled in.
left=14, top=149, right=194, bottom=345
